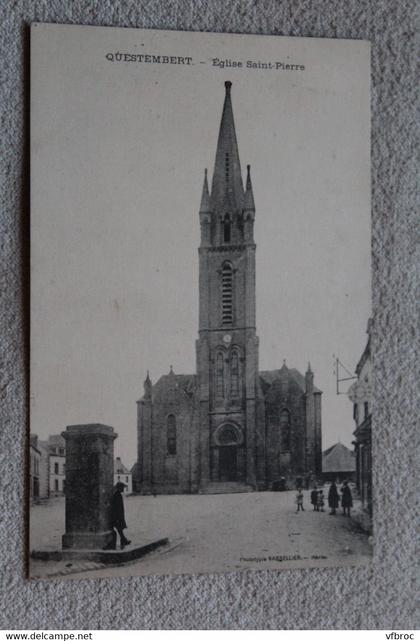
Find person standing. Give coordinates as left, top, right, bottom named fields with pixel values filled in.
left=104, top=481, right=131, bottom=550
left=296, top=489, right=304, bottom=512
left=318, top=489, right=325, bottom=512
left=328, top=481, right=340, bottom=515
left=310, top=487, right=318, bottom=511
left=341, top=481, right=353, bottom=516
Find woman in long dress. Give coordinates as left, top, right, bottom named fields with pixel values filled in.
left=328, top=481, right=340, bottom=515
left=341, top=481, right=353, bottom=516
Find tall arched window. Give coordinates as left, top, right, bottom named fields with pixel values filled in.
left=167, top=414, right=176, bottom=455
left=216, top=352, right=224, bottom=398
left=280, top=409, right=291, bottom=451
left=230, top=351, right=240, bottom=397
left=221, top=262, right=233, bottom=325
left=223, top=214, right=231, bottom=243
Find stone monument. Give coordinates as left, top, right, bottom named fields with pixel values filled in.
left=61, top=423, right=117, bottom=549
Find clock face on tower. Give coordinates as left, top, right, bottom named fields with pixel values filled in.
left=223, top=334, right=232, bottom=344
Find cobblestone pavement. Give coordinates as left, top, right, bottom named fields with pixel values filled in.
left=30, top=490, right=372, bottom=579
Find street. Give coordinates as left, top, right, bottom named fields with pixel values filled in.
left=30, top=489, right=372, bottom=579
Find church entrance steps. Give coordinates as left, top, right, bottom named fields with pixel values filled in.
left=198, top=482, right=255, bottom=494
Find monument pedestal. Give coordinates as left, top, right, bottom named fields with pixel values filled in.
left=61, top=424, right=117, bottom=550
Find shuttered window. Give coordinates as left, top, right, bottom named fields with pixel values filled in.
left=221, top=263, right=233, bottom=325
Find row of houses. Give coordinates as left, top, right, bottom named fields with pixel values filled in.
left=348, top=320, right=373, bottom=516
left=323, top=321, right=372, bottom=517
left=321, top=321, right=372, bottom=518
left=29, top=433, right=132, bottom=503
left=29, top=434, right=64, bottom=501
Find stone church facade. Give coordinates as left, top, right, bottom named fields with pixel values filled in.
left=135, top=81, right=322, bottom=494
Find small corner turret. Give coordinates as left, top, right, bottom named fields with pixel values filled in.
left=199, top=168, right=211, bottom=246
left=305, top=362, right=314, bottom=393
left=243, top=164, right=255, bottom=242
left=143, top=371, right=152, bottom=400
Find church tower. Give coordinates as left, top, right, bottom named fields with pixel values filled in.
left=196, top=81, right=259, bottom=489
left=135, top=80, right=322, bottom=495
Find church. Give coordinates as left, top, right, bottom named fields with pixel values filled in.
left=134, top=81, right=322, bottom=494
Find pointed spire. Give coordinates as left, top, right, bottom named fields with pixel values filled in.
left=244, top=164, right=255, bottom=211
left=307, top=361, right=312, bottom=373
left=199, top=168, right=211, bottom=213
left=210, top=81, right=244, bottom=211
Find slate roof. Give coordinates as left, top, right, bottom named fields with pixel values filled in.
left=322, top=442, right=355, bottom=473
left=151, top=373, right=196, bottom=398
left=48, top=433, right=66, bottom=455
left=114, top=457, right=130, bottom=475
left=142, top=367, right=321, bottom=401
left=259, top=368, right=322, bottom=393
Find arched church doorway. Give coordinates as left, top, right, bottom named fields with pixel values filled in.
left=219, top=446, right=237, bottom=481
left=217, top=424, right=239, bottom=482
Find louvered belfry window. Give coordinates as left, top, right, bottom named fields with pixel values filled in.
left=222, top=262, right=233, bottom=325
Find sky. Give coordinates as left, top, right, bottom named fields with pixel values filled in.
left=31, top=25, right=371, bottom=467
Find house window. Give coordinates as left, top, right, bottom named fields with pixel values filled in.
left=216, top=352, right=224, bottom=398
left=364, top=401, right=369, bottom=418
left=55, top=479, right=59, bottom=492
left=280, top=409, right=291, bottom=451
left=221, top=262, right=233, bottom=324
left=54, top=462, right=59, bottom=475
left=230, top=351, right=240, bottom=397
left=167, top=414, right=176, bottom=455
left=126, top=476, right=128, bottom=483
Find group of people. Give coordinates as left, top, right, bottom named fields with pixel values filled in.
left=295, top=480, right=353, bottom=516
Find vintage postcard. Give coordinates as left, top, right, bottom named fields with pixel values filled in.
left=30, top=23, right=372, bottom=579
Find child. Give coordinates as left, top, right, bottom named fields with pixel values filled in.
left=310, top=488, right=318, bottom=511
left=296, top=489, right=304, bottom=512
left=318, top=489, right=325, bottom=512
